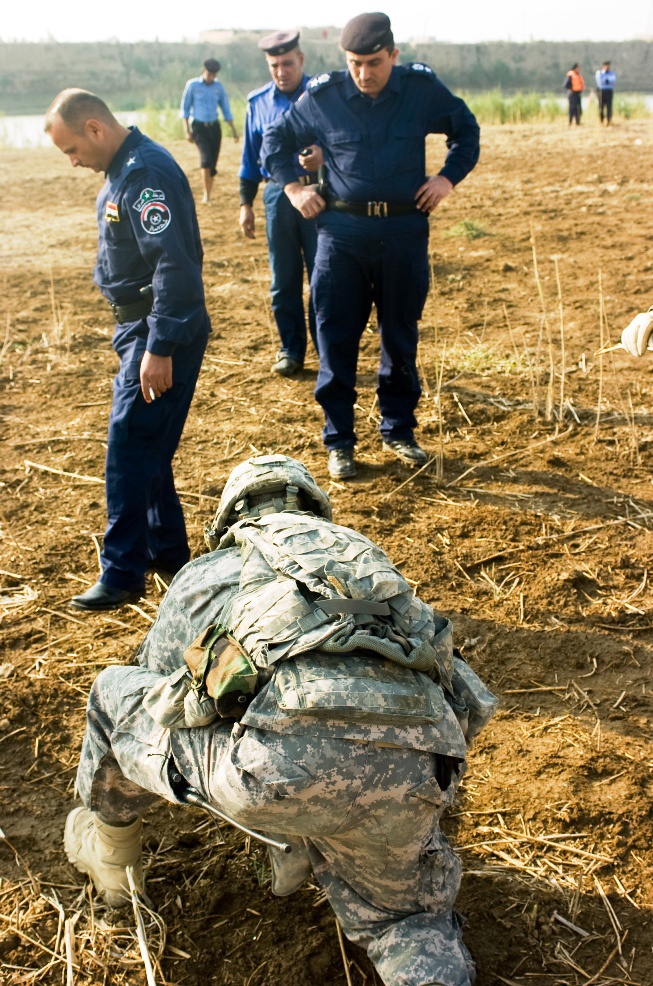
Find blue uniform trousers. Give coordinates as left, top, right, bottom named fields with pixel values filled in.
left=100, top=333, right=208, bottom=590
left=312, top=213, right=430, bottom=449
left=263, top=180, right=317, bottom=362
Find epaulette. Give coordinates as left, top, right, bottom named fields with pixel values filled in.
left=247, top=81, right=274, bottom=102
left=405, top=62, right=437, bottom=78
left=306, top=71, right=341, bottom=93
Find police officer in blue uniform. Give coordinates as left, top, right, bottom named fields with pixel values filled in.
left=45, top=89, right=211, bottom=610
left=239, top=30, right=319, bottom=377
left=262, top=13, right=480, bottom=479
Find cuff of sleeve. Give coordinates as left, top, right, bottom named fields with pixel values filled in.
left=146, top=338, right=176, bottom=357
left=239, top=178, right=260, bottom=206
left=273, top=169, right=301, bottom=189
left=439, top=167, right=461, bottom=188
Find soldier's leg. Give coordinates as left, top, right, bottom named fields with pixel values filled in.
left=303, top=746, right=473, bottom=986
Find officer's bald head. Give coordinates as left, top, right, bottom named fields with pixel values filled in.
left=45, top=89, right=116, bottom=136
left=45, top=89, right=129, bottom=173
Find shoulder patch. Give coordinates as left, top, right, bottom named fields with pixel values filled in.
left=407, top=62, right=436, bottom=76
left=132, top=188, right=171, bottom=235
left=247, top=81, right=273, bottom=102
left=307, top=72, right=335, bottom=90
left=105, top=201, right=120, bottom=223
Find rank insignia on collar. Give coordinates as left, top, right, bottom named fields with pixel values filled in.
left=126, top=156, right=136, bottom=166
left=133, top=188, right=166, bottom=213
left=105, top=201, right=120, bottom=222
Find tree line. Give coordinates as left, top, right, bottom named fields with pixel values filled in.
left=1, top=33, right=650, bottom=115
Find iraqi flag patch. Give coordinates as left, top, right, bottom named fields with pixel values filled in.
left=133, top=188, right=172, bottom=235
left=105, top=201, right=119, bottom=222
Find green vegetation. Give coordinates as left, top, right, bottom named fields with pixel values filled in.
left=464, top=90, right=563, bottom=124
left=615, top=95, right=649, bottom=120
left=0, top=36, right=651, bottom=116
left=443, top=220, right=488, bottom=241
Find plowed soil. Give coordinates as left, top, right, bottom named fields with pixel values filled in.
left=1, top=119, right=653, bottom=986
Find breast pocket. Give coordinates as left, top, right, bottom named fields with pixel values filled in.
left=377, top=124, right=424, bottom=178
left=326, top=129, right=367, bottom=179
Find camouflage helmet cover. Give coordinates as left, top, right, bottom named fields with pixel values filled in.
left=205, top=454, right=332, bottom=548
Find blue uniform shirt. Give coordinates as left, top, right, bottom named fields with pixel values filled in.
left=261, top=63, right=480, bottom=204
left=238, top=75, right=313, bottom=184
left=180, top=76, right=234, bottom=123
left=595, top=69, right=617, bottom=89
left=94, top=127, right=208, bottom=360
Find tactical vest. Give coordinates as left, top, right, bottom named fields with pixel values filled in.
left=144, top=512, right=497, bottom=741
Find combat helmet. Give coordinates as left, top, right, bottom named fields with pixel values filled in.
left=204, top=454, right=332, bottom=550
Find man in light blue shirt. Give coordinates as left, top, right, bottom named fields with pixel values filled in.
left=595, top=60, right=617, bottom=125
left=180, top=58, right=239, bottom=204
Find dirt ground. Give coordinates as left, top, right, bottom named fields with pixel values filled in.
left=1, top=117, right=653, bottom=986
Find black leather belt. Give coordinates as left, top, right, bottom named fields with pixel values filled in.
left=328, top=199, right=419, bottom=218
left=109, top=296, right=153, bottom=324
left=193, top=120, right=219, bottom=127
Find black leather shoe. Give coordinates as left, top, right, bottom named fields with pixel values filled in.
left=70, top=581, right=143, bottom=611
left=383, top=439, right=429, bottom=467
left=328, top=448, right=357, bottom=480
left=272, top=354, right=303, bottom=377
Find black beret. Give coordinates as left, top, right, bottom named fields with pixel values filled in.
left=340, top=12, right=394, bottom=55
left=203, top=58, right=221, bottom=73
left=258, top=30, right=300, bottom=56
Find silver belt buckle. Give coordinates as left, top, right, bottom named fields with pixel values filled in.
left=367, top=200, right=388, bottom=218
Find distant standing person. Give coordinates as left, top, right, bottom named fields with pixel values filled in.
left=180, top=58, right=239, bottom=204
left=45, top=89, right=211, bottom=610
left=595, top=61, right=617, bottom=125
left=238, top=30, right=320, bottom=377
left=565, top=63, right=584, bottom=125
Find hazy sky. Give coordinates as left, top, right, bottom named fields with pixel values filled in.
left=2, top=0, right=652, bottom=44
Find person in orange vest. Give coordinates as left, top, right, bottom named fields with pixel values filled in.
left=564, top=64, right=585, bottom=125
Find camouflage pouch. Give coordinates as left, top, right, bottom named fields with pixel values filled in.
left=184, top=624, right=260, bottom=719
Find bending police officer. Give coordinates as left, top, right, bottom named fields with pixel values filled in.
left=239, top=30, right=320, bottom=377
left=45, top=90, right=211, bottom=610
left=261, top=13, right=479, bottom=479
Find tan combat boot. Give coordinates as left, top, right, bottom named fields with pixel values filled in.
left=267, top=836, right=312, bottom=896
left=64, top=807, right=143, bottom=907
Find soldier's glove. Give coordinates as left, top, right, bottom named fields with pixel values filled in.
left=621, top=307, right=653, bottom=357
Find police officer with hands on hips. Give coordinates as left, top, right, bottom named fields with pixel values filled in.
left=238, top=31, right=321, bottom=378
left=62, top=452, right=497, bottom=986
left=45, top=89, right=211, bottom=611
left=180, top=58, right=239, bottom=205
left=262, top=12, right=480, bottom=480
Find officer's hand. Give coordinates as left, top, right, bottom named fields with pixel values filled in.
left=141, top=352, right=173, bottom=402
left=298, top=145, right=323, bottom=172
left=186, top=133, right=195, bottom=144
left=621, top=308, right=653, bottom=357
left=415, top=175, right=453, bottom=214
left=239, top=205, right=256, bottom=239
left=284, top=182, right=326, bottom=219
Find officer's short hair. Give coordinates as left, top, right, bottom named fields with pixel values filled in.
left=45, top=89, right=115, bottom=134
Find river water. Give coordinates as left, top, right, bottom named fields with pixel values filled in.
left=2, top=99, right=652, bottom=149
left=0, top=112, right=145, bottom=148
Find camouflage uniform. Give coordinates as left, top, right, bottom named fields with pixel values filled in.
left=76, top=518, right=492, bottom=986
